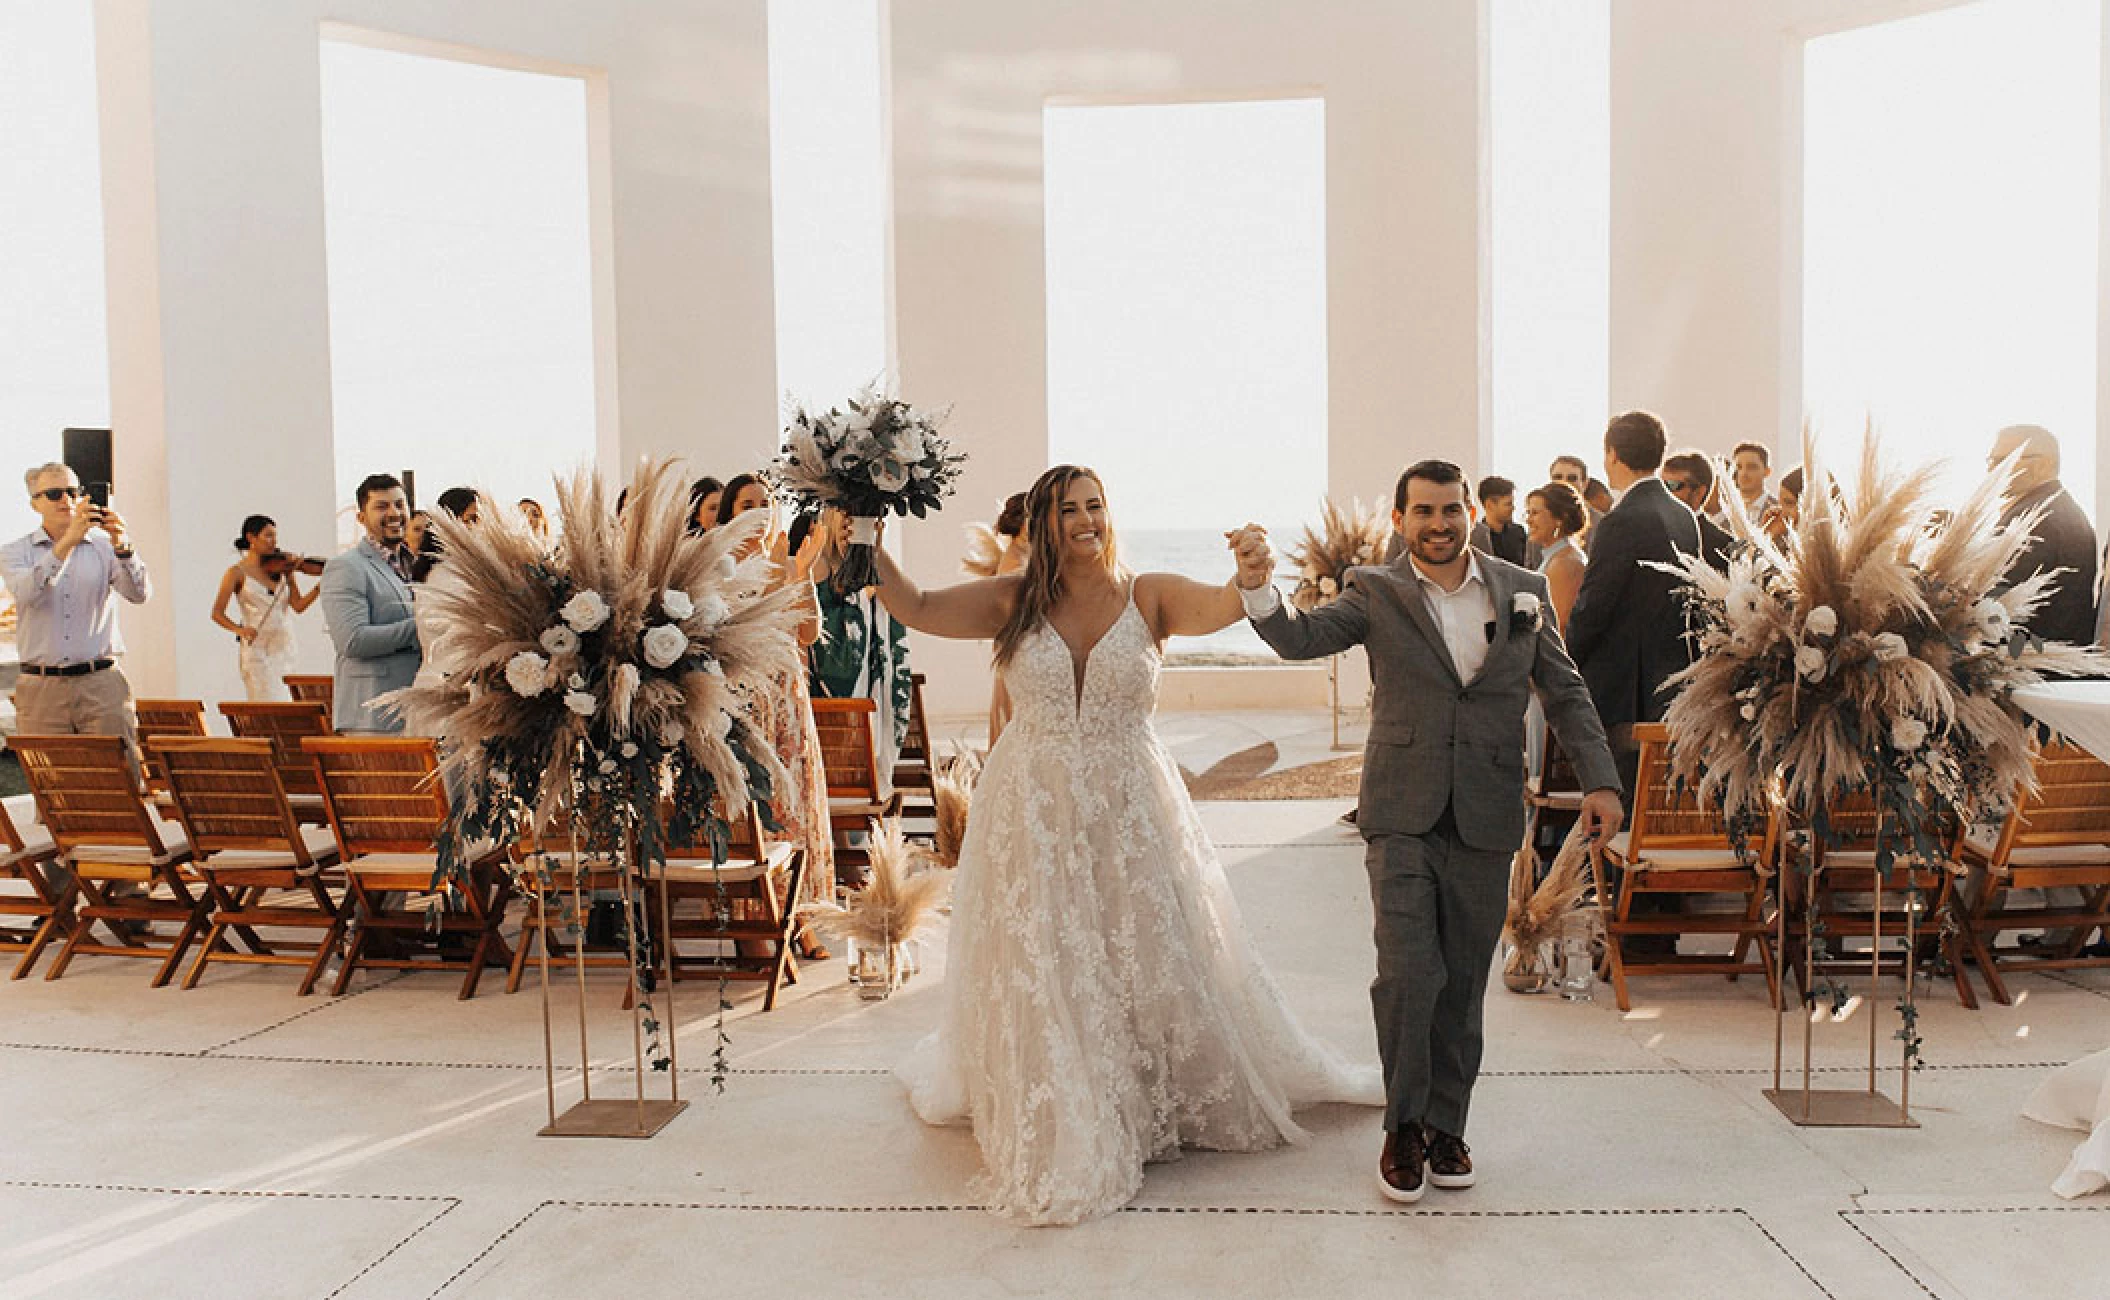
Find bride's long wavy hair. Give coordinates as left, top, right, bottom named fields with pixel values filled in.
left=992, top=464, right=1127, bottom=669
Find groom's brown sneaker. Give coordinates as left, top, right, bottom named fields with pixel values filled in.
left=1425, top=1126, right=1474, bottom=1189
left=1378, top=1125, right=1426, bottom=1204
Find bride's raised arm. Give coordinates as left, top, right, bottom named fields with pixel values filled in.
left=871, top=541, right=1017, bottom=641
left=1135, top=571, right=1246, bottom=642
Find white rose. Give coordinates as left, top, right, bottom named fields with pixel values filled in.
left=1870, top=632, right=1908, bottom=662
left=620, top=741, right=638, bottom=758
left=1804, top=605, right=1837, bottom=638
left=563, top=690, right=598, bottom=717
left=1512, top=591, right=1542, bottom=619
left=1318, top=576, right=1338, bottom=597
left=642, top=623, right=689, bottom=670
left=504, top=651, right=551, bottom=697
left=1975, top=598, right=2011, bottom=637
left=539, top=625, right=580, bottom=656
left=1740, top=703, right=1757, bottom=721
left=1891, top=716, right=1927, bottom=751
left=661, top=589, right=695, bottom=621
left=1795, top=645, right=1827, bottom=682
left=694, top=594, right=731, bottom=629
left=597, top=758, right=616, bottom=774
left=561, top=589, right=610, bottom=633
left=870, top=459, right=911, bottom=494
left=567, top=672, right=586, bottom=690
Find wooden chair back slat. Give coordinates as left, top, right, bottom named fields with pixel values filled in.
left=220, top=701, right=331, bottom=798
left=151, top=738, right=310, bottom=862
left=284, top=675, right=335, bottom=712
left=134, top=699, right=208, bottom=793
left=302, top=736, right=448, bottom=856
left=1628, top=723, right=1751, bottom=853
left=7, top=734, right=169, bottom=855
left=811, top=697, right=882, bottom=801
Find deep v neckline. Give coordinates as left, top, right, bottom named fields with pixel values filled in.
left=1051, top=585, right=1134, bottom=717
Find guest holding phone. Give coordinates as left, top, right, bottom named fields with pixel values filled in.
left=209, top=514, right=319, bottom=700
left=1, top=461, right=151, bottom=744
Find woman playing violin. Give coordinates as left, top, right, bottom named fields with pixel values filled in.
left=209, top=514, right=320, bottom=700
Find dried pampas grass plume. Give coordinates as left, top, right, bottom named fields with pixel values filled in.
left=930, top=747, right=984, bottom=868
left=1504, top=825, right=1599, bottom=966
left=796, top=818, right=951, bottom=949
left=1289, top=497, right=1392, bottom=611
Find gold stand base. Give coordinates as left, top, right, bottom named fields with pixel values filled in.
left=1763, top=1088, right=1917, bottom=1129
left=538, top=1098, right=689, bottom=1139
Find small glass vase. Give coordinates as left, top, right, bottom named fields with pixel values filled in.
left=847, top=937, right=904, bottom=1000
left=1500, top=937, right=1557, bottom=994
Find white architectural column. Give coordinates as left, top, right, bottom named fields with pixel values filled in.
left=91, top=0, right=776, bottom=702
left=888, top=0, right=1486, bottom=715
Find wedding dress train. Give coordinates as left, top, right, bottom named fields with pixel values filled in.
left=896, top=591, right=1381, bottom=1224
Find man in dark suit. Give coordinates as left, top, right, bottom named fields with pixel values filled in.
left=1565, top=411, right=1704, bottom=785
left=1661, top=450, right=1736, bottom=569
left=1991, top=425, right=2097, bottom=646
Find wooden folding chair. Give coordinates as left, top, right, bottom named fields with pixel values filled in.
left=133, top=698, right=208, bottom=798
left=1793, top=791, right=1973, bottom=1008
left=656, top=803, right=806, bottom=1010
left=304, top=736, right=513, bottom=998
left=892, top=672, right=936, bottom=815
left=811, top=697, right=901, bottom=881
left=284, top=674, right=335, bottom=713
left=0, top=795, right=67, bottom=979
left=1594, top=723, right=1780, bottom=1011
left=1954, top=740, right=2110, bottom=1005
left=220, top=700, right=332, bottom=824
left=505, top=808, right=633, bottom=995
left=1526, top=727, right=1586, bottom=818
left=152, top=737, right=347, bottom=994
left=9, top=734, right=205, bottom=986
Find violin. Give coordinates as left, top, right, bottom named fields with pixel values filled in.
left=259, top=550, right=325, bottom=578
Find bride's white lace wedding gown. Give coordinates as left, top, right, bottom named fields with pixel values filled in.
left=896, top=589, right=1382, bottom=1224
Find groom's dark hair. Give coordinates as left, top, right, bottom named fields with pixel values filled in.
left=1395, top=460, right=1472, bottom=513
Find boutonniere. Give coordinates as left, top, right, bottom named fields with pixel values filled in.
left=1509, top=590, right=1542, bottom=635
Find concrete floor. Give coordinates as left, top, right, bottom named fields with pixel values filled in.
left=3, top=730, right=2107, bottom=1297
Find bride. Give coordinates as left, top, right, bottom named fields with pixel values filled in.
left=874, top=464, right=1381, bottom=1225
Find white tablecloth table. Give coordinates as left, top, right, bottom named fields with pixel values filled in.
left=2010, top=680, right=2110, bottom=1198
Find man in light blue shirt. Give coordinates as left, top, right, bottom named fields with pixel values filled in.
left=2, top=461, right=151, bottom=743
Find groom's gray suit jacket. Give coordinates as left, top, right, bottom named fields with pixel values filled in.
left=1252, top=550, right=1620, bottom=853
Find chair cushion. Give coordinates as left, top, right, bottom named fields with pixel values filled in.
left=1961, top=827, right=2110, bottom=869
left=1603, top=831, right=1749, bottom=872
left=64, top=823, right=192, bottom=868
left=198, top=824, right=344, bottom=875
left=661, top=859, right=775, bottom=886
left=3, top=820, right=56, bottom=861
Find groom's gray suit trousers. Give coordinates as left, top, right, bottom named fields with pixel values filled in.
left=1365, top=803, right=1511, bottom=1137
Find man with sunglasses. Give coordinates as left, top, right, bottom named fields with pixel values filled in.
left=1, top=461, right=151, bottom=743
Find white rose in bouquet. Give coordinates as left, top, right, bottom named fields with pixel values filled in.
left=561, top=589, right=610, bottom=633
left=505, top=651, right=551, bottom=697
left=1891, top=716, right=1928, bottom=751
left=1804, top=605, right=1837, bottom=638
left=1795, top=644, right=1828, bottom=682
left=564, top=689, right=598, bottom=717
left=642, top=623, right=689, bottom=670
left=694, top=593, right=731, bottom=630
left=661, top=589, right=695, bottom=622
left=1974, top=598, right=2011, bottom=639
left=1870, top=631, right=1908, bottom=662
left=539, top=625, right=580, bottom=656
left=870, top=459, right=911, bottom=494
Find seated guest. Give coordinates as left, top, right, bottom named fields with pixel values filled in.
left=1660, top=451, right=1736, bottom=569
left=688, top=476, right=724, bottom=535
left=1469, top=476, right=1540, bottom=568
left=321, top=474, right=420, bottom=733
left=1992, top=424, right=2098, bottom=646
left=1720, top=440, right=1774, bottom=527
left=1523, top=481, right=1589, bottom=632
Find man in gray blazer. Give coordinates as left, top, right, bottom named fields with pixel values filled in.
left=321, top=473, right=421, bottom=733
left=1232, top=460, right=1622, bottom=1205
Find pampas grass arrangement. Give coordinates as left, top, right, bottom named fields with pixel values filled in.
left=930, top=747, right=984, bottom=868
left=1503, top=826, right=1598, bottom=991
left=796, top=818, right=951, bottom=991
left=1289, top=497, right=1392, bottom=611
left=1659, top=430, right=2110, bottom=862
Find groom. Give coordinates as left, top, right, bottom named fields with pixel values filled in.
left=1231, top=459, right=1622, bottom=1204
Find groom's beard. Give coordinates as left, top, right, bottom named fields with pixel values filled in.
left=1408, top=530, right=1462, bottom=565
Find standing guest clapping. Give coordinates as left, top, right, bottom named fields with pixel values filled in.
left=1, top=462, right=150, bottom=744
left=209, top=515, right=319, bottom=700
left=321, top=474, right=420, bottom=734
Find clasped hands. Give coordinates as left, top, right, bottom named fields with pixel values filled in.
left=1224, top=523, right=1273, bottom=591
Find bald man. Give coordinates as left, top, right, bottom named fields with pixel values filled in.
left=1991, top=425, right=2097, bottom=647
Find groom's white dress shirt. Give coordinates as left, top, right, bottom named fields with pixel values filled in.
left=1241, top=552, right=1497, bottom=681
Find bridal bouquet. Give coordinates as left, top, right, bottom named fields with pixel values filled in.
left=1288, top=497, right=1392, bottom=612
left=767, top=387, right=966, bottom=594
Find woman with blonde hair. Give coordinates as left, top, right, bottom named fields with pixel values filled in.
left=874, top=464, right=1380, bottom=1225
